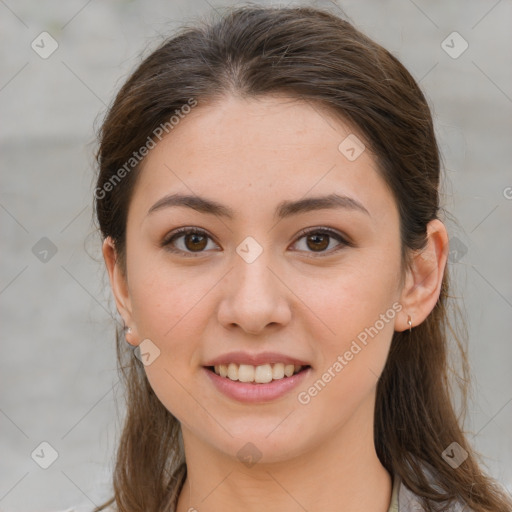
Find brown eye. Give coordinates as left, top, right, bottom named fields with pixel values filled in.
left=163, top=227, right=349, bottom=258
left=163, top=228, right=218, bottom=256
left=305, top=233, right=330, bottom=252
left=183, top=232, right=208, bottom=252
left=292, top=228, right=349, bottom=256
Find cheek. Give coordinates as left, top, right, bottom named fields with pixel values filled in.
left=126, top=259, right=209, bottom=419
left=293, top=254, right=401, bottom=392
left=127, top=247, right=206, bottom=341
left=295, top=273, right=399, bottom=427
left=295, top=255, right=400, bottom=336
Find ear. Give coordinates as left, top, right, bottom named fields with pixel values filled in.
left=102, top=236, right=138, bottom=346
left=396, top=219, right=449, bottom=331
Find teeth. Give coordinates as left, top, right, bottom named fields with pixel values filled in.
left=212, top=363, right=304, bottom=383
left=227, top=363, right=238, bottom=381
left=255, top=364, right=273, bottom=383
left=272, top=363, right=285, bottom=379
left=284, top=364, right=295, bottom=377
left=238, top=364, right=255, bottom=382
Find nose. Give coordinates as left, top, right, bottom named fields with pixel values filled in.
left=216, top=248, right=292, bottom=335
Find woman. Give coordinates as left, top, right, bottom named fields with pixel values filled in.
left=90, top=5, right=512, bottom=512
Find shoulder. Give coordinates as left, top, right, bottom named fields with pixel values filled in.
left=396, top=467, right=474, bottom=512
left=398, top=479, right=470, bottom=511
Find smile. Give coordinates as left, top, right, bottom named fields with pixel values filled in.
left=209, top=363, right=307, bottom=383
left=203, top=364, right=312, bottom=403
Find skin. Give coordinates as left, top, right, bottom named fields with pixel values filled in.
left=103, top=94, right=448, bottom=512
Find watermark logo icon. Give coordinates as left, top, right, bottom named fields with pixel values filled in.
left=442, top=442, right=468, bottom=469
left=441, top=32, right=468, bottom=59
left=31, top=32, right=59, bottom=59
left=134, top=339, right=161, bottom=366
left=236, top=236, right=263, bottom=264
left=31, top=441, right=59, bottom=469
left=236, top=442, right=262, bottom=468
left=338, top=134, right=366, bottom=162
left=32, top=237, right=58, bottom=263
left=448, top=236, right=467, bottom=263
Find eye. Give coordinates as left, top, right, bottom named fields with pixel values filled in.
left=291, top=227, right=350, bottom=256
left=162, top=227, right=219, bottom=257
left=162, top=226, right=350, bottom=258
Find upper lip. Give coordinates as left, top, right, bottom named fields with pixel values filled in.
left=203, top=351, right=311, bottom=367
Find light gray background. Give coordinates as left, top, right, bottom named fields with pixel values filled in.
left=1, top=0, right=511, bottom=510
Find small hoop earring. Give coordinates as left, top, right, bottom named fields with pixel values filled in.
left=407, top=315, right=412, bottom=333
left=126, top=327, right=132, bottom=334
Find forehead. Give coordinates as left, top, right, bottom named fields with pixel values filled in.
left=129, top=95, right=397, bottom=223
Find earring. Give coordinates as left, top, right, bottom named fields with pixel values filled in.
left=125, top=326, right=132, bottom=334
left=407, top=315, right=413, bottom=333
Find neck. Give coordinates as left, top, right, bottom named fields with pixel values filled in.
left=176, top=394, right=392, bottom=512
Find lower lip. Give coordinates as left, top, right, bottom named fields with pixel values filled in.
left=203, top=366, right=312, bottom=404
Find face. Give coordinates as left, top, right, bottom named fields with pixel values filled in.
left=110, top=94, right=407, bottom=464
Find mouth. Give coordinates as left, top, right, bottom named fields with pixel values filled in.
left=203, top=363, right=312, bottom=403
left=204, top=363, right=311, bottom=384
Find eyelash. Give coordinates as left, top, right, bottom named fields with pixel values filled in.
left=161, top=226, right=351, bottom=258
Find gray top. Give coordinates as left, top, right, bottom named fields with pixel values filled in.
left=58, top=471, right=471, bottom=511
left=394, top=474, right=470, bottom=511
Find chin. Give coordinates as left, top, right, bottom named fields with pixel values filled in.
left=200, top=424, right=310, bottom=466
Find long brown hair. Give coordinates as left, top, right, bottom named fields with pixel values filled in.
left=93, top=5, right=512, bottom=511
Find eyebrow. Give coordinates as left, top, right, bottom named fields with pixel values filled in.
left=147, top=192, right=370, bottom=219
